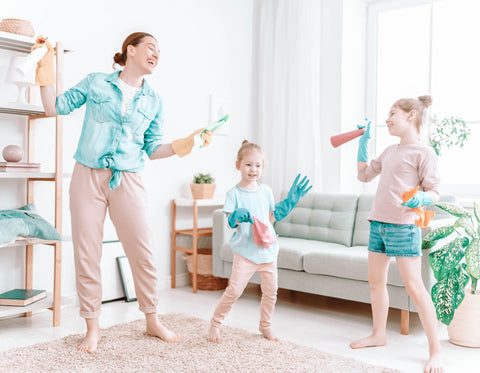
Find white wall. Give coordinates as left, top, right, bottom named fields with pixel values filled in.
left=0, top=0, right=255, bottom=298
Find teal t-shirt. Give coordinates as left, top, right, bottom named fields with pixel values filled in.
left=223, top=184, right=278, bottom=264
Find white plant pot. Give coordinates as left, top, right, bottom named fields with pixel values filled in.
left=447, top=289, right=480, bottom=347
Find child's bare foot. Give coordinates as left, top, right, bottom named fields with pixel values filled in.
left=77, top=331, right=101, bottom=353
left=349, top=334, right=386, bottom=349
left=208, top=325, right=222, bottom=343
left=424, top=351, right=444, bottom=373
left=145, top=313, right=180, bottom=342
left=259, top=327, right=279, bottom=341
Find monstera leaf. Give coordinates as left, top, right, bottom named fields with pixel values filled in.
left=435, top=202, right=470, bottom=218
left=429, top=237, right=469, bottom=281
left=431, top=264, right=470, bottom=325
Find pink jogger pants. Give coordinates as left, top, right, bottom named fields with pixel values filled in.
left=70, top=162, right=158, bottom=318
left=211, top=253, right=278, bottom=330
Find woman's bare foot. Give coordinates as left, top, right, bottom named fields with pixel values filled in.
left=208, top=325, right=221, bottom=343
left=77, top=318, right=101, bottom=353
left=349, top=334, right=386, bottom=349
left=424, top=351, right=444, bottom=373
left=259, top=327, right=279, bottom=341
left=145, top=313, right=180, bottom=343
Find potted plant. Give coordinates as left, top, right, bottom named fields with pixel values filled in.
left=423, top=201, right=480, bottom=347
left=190, top=173, right=216, bottom=199
left=428, top=115, right=470, bottom=156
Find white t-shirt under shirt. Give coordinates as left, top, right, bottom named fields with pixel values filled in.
left=117, top=77, right=141, bottom=117
left=223, top=184, right=279, bottom=264
left=358, top=143, right=439, bottom=225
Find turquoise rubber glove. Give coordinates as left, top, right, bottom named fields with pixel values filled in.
left=274, top=174, right=312, bottom=221
left=357, top=118, right=371, bottom=162
left=228, top=208, right=254, bottom=228
left=402, top=191, right=433, bottom=208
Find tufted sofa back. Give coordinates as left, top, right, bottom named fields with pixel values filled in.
left=274, top=193, right=358, bottom=246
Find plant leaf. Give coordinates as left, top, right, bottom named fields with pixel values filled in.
left=422, top=239, right=437, bottom=251
left=454, top=217, right=476, bottom=237
left=423, top=225, right=455, bottom=242
left=474, top=201, right=480, bottom=225
left=429, top=237, right=468, bottom=281
left=434, top=202, right=470, bottom=218
left=465, top=238, right=480, bottom=279
left=431, top=265, right=468, bottom=325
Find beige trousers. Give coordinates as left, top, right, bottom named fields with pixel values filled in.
left=211, top=253, right=278, bottom=330
left=70, top=162, right=158, bottom=318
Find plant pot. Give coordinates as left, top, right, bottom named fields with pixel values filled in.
left=190, top=183, right=216, bottom=200
left=447, top=289, right=480, bottom=347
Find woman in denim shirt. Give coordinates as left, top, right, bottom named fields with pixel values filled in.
left=38, top=32, right=211, bottom=353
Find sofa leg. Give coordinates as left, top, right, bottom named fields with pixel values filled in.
left=400, top=309, right=409, bottom=335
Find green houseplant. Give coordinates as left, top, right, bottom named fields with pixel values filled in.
left=190, top=173, right=216, bottom=199
left=423, top=201, right=480, bottom=346
left=428, top=116, right=470, bottom=156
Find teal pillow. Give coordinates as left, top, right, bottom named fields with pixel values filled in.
left=0, top=204, right=61, bottom=245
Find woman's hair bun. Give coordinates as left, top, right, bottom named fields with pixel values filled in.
left=113, top=52, right=125, bottom=66
left=418, top=95, right=433, bottom=108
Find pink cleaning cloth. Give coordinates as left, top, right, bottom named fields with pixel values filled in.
left=252, top=216, right=277, bottom=249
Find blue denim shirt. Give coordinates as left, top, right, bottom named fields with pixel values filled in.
left=55, top=71, right=163, bottom=189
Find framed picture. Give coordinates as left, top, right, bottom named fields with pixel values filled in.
left=116, top=256, right=137, bottom=302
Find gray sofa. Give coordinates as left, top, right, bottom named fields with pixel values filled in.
left=212, top=192, right=454, bottom=334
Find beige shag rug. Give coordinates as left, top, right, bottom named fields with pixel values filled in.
left=0, top=313, right=401, bottom=373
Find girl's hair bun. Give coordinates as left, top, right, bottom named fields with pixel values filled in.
left=241, top=140, right=249, bottom=146
left=418, top=95, right=433, bottom=108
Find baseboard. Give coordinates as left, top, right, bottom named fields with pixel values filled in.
left=158, top=272, right=190, bottom=290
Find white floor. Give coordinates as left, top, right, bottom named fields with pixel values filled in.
left=0, top=285, right=476, bottom=372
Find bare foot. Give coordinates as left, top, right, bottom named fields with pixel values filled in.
left=208, top=325, right=221, bottom=343
left=349, top=334, right=386, bottom=349
left=424, top=351, right=444, bottom=373
left=145, top=314, right=180, bottom=343
left=259, top=328, right=279, bottom=341
left=77, top=317, right=101, bottom=353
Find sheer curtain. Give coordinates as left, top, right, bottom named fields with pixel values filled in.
left=256, top=0, right=322, bottom=198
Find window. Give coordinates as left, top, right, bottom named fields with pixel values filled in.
left=367, top=0, right=480, bottom=200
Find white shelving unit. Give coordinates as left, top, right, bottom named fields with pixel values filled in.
left=0, top=31, right=65, bottom=326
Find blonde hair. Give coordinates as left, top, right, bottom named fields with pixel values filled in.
left=236, top=140, right=263, bottom=162
left=393, top=95, right=433, bottom=133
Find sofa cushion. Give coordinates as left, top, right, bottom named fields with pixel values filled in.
left=276, top=237, right=346, bottom=271
left=352, top=194, right=375, bottom=246
left=275, top=193, right=358, bottom=246
left=303, top=245, right=404, bottom=287
left=220, top=243, right=234, bottom=262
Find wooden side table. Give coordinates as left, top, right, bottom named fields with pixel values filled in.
left=171, top=198, right=224, bottom=293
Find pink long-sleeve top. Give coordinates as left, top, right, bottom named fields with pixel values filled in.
left=358, top=143, right=439, bottom=225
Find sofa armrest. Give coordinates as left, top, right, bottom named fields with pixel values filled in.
left=212, top=209, right=233, bottom=277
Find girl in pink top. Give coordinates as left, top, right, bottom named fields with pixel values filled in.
left=351, top=96, right=444, bottom=373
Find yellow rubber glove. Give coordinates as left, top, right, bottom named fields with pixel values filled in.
left=34, top=36, right=55, bottom=86
left=171, top=128, right=212, bottom=157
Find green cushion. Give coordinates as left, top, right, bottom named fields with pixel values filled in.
left=0, top=204, right=61, bottom=245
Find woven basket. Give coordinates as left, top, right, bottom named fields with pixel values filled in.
left=183, top=248, right=228, bottom=290
left=190, top=184, right=216, bottom=200
left=0, top=18, right=35, bottom=37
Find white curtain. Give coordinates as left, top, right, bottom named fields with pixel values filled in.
left=256, top=0, right=322, bottom=198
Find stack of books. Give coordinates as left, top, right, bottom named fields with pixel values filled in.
left=0, top=162, right=40, bottom=172
left=0, top=289, right=47, bottom=306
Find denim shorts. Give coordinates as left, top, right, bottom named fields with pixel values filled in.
left=368, top=220, right=422, bottom=257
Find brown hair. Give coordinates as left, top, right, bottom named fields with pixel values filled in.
left=393, top=95, right=433, bottom=133
left=113, top=32, right=156, bottom=68
left=236, top=140, right=263, bottom=162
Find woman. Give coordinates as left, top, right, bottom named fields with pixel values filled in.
left=37, top=32, right=211, bottom=353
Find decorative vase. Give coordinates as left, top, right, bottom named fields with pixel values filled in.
left=2, top=145, right=24, bottom=162
left=447, top=289, right=480, bottom=347
left=190, top=184, right=216, bottom=200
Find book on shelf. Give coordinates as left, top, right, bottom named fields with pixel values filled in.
left=0, top=289, right=47, bottom=306
left=0, top=162, right=41, bottom=172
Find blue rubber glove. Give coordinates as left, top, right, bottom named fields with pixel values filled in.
left=402, top=191, right=433, bottom=208
left=274, top=174, right=312, bottom=221
left=228, top=208, right=254, bottom=228
left=357, top=118, right=371, bottom=162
